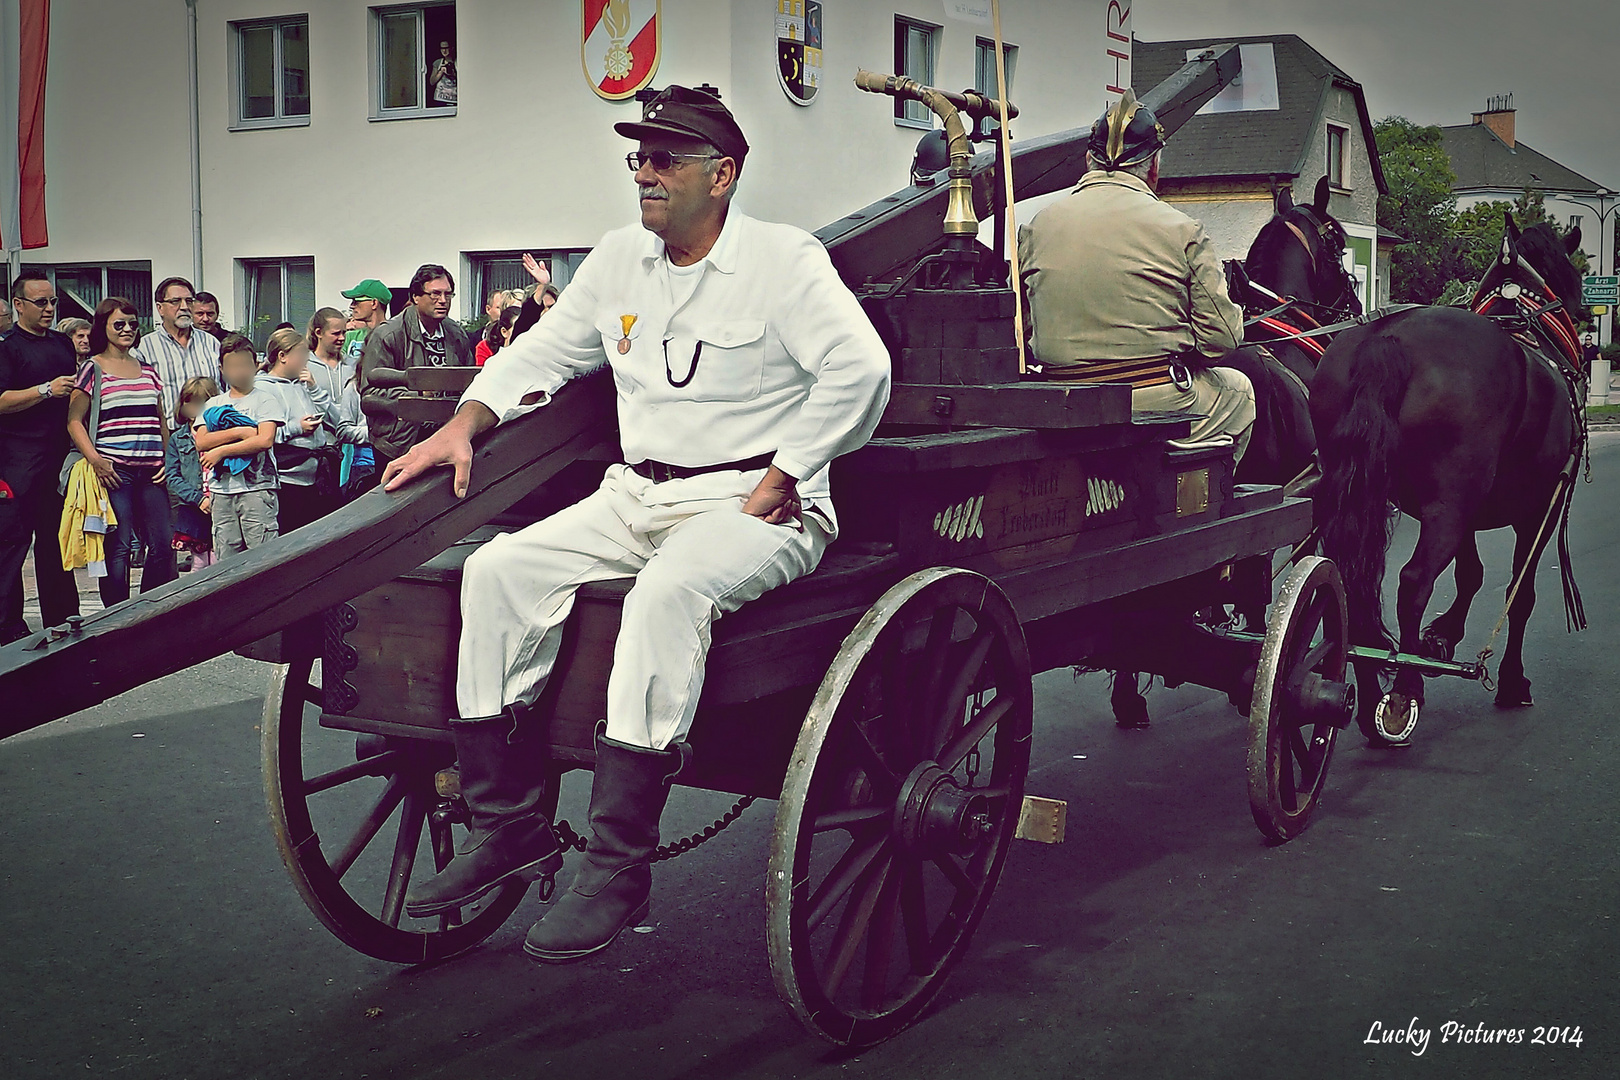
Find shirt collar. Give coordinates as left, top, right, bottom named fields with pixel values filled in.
left=640, top=207, right=743, bottom=275
left=1076, top=169, right=1159, bottom=200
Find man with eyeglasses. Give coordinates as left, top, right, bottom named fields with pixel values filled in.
left=384, top=84, right=890, bottom=964
left=134, top=276, right=222, bottom=422
left=358, top=263, right=473, bottom=468
left=0, top=270, right=81, bottom=644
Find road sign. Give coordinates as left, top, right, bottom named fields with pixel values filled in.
left=1593, top=305, right=1610, bottom=316
left=1583, top=275, right=1619, bottom=305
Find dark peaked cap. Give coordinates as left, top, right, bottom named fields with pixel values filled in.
left=614, top=84, right=750, bottom=168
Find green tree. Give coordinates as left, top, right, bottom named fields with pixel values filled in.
left=1374, top=117, right=1459, bottom=303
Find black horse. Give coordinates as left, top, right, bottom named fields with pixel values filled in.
left=1110, top=178, right=1360, bottom=727
left=1225, top=176, right=1363, bottom=488
left=1311, top=216, right=1586, bottom=745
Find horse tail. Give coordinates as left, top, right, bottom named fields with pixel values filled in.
left=1317, top=334, right=1411, bottom=649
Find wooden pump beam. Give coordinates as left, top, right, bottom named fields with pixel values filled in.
left=0, top=374, right=617, bottom=741
left=817, top=43, right=1241, bottom=287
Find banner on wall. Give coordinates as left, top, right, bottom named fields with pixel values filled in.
left=1, top=0, right=50, bottom=255
left=776, top=0, right=822, bottom=105
left=1105, top=0, right=1130, bottom=101
left=583, top=0, right=661, bottom=101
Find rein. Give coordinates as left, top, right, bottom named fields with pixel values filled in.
left=1466, top=275, right=1590, bottom=646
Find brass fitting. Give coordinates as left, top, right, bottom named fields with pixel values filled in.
left=855, top=69, right=988, bottom=238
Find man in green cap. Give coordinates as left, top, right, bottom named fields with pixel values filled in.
left=1020, top=90, right=1255, bottom=459
left=340, top=279, right=391, bottom=365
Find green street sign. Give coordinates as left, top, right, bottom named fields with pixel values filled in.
left=1583, top=275, right=1620, bottom=304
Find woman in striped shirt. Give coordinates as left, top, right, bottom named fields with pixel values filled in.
left=65, top=298, right=178, bottom=605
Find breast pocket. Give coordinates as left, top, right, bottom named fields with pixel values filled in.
left=682, top=319, right=767, bottom=402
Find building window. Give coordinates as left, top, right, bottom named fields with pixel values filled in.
left=22, top=262, right=154, bottom=330
left=893, top=17, right=938, bottom=128
left=240, top=257, right=315, bottom=348
left=371, top=4, right=457, bottom=120
left=230, top=16, right=310, bottom=129
left=973, top=37, right=1017, bottom=139
left=1569, top=214, right=1583, bottom=233
left=1326, top=124, right=1347, bottom=188
left=465, top=249, right=591, bottom=322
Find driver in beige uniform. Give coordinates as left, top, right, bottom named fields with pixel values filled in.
left=1019, top=90, right=1255, bottom=460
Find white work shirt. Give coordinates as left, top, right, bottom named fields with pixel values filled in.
left=461, top=209, right=891, bottom=506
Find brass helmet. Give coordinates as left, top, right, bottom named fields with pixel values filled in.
left=1087, top=89, right=1166, bottom=171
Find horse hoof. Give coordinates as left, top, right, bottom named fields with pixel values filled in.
left=1373, top=692, right=1419, bottom=745
left=1494, top=683, right=1533, bottom=709
left=1113, top=695, right=1151, bottom=729
left=1419, top=629, right=1455, bottom=663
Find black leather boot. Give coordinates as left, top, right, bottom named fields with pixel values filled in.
left=404, top=708, right=562, bottom=919
left=523, top=727, right=685, bottom=964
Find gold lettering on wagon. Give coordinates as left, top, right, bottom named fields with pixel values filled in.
left=980, top=458, right=1086, bottom=569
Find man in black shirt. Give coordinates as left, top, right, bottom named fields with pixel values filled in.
left=0, top=271, right=80, bottom=644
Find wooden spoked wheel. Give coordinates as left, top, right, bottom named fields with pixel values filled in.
left=1246, top=556, right=1354, bottom=843
left=263, top=656, right=529, bottom=963
left=768, top=568, right=1033, bottom=1046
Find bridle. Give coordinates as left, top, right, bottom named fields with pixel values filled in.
left=1234, top=206, right=1361, bottom=361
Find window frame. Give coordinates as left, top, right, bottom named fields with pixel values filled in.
left=238, top=256, right=316, bottom=349
left=22, top=261, right=155, bottom=332
left=228, top=14, right=311, bottom=132
left=369, top=2, right=458, bottom=122
left=1326, top=123, right=1349, bottom=190
left=462, top=249, right=592, bottom=323
left=973, top=36, right=1017, bottom=140
left=893, top=16, right=939, bottom=130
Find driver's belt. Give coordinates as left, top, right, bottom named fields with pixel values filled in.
left=1034, top=357, right=1175, bottom=388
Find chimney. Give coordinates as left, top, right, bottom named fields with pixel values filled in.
left=1471, top=92, right=1515, bottom=148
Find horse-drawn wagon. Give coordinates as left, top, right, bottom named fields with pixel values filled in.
left=2, top=45, right=1382, bottom=1046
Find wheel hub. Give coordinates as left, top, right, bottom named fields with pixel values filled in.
left=895, top=762, right=992, bottom=856
left=1287, top=670, right=1356, bottom=729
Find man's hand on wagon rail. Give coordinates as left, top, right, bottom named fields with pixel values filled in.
left=382, top=401, right=498, bottom=499
left=741, top=465, right=803, bottom=529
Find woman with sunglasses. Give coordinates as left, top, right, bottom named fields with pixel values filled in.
left=65, top=298, right=177, bottom=605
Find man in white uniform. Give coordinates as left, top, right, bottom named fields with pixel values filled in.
left=386, top=85, right=891, bottom=963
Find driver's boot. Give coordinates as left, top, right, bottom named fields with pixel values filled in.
left=523, top=726, right=685, bottom=963
left=404, top=708, right=562, bottom=918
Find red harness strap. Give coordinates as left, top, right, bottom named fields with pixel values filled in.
left=1472, top=288, right=1583, bottom=369
left=1251, top=316, right=1328, bottom=359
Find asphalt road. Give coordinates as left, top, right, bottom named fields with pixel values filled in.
left=3, top=437, right=1618, bottom=1080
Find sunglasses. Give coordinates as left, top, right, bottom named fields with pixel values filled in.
left=16, top=295, right=56, bottom=307
left=110, top=319, right=140, bottom=331
left=626, top=150, right=721, bottom=173
left=160, top=296, right=195, bottom=306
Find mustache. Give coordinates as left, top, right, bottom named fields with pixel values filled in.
left=638, top=185, right=669, bottom=200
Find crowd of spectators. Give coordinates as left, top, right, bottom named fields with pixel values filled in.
left=0, top=256, right=557, bottom=643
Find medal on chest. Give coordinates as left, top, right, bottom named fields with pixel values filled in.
left=618, top=314, right=638, bottom=355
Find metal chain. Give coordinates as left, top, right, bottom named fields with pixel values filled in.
left=552, top=794, right=758, bottom=865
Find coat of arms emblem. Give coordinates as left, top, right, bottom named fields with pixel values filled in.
left=776, top=0, right=822, bottom=105
left=583, top=0, right=661, bottom=101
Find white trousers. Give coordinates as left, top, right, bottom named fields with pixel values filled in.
left=1131, top=366, right=1257, bottom=464
left=456, top=465, right=830, bottom=749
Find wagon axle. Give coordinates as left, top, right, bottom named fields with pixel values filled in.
left=895, top=762, right=995, bottom=857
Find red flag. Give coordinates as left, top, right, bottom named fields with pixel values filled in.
left=1, top=0, right=49, bottom=252
left=16, top=0, right=49, bottom=248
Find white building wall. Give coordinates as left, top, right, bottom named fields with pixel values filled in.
left=30, top=0, right=1118, bottom=328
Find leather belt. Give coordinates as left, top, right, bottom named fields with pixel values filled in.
left=628, top=452, right=776, bottom=484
